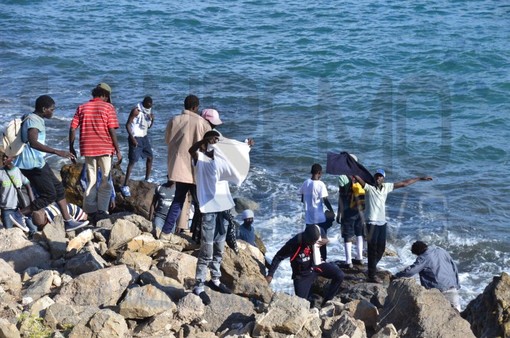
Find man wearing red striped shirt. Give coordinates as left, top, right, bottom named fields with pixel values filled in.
left=69, top=83, right=122, bottom=221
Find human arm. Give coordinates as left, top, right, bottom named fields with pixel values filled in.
left=353, top=175, right=366, bottom=188
left=27, top=128, right=75, bottom=161
left=265, top=240, right=295, bottom=283
left=393, top=176, right=433, bottom=190
left=23, top=182, right=35, bottom=202
left=108, top=128, right=123, bottom=164
left=68, top=127, right=77, bottom=159
left=323, top=197, right=334, bottom=214
left=394, top=255, right=427, bottom=278
left=125, top=107, right=140, bottom=146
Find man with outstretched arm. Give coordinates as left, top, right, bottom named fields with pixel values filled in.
left=354, top=169, right=432, bottom=283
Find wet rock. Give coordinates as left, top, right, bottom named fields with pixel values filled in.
left=462, top=272, right=510, bottom=338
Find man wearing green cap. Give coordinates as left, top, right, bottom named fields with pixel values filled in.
left=69, top=83, right=122, bottom=222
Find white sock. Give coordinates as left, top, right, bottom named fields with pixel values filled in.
left=211, top=279, right=220, bottom=286
left=356, top=236, right=364, bottom=260
left=344, top=242, right=352, bottom=264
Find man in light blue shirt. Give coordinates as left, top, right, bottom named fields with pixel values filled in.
left=394, top=241, right=461, bottom=311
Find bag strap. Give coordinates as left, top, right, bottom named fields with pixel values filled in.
left=3, top=168, right=22, bottom=189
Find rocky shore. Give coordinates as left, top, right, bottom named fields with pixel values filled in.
left=0, top=163, right=508, bottom=338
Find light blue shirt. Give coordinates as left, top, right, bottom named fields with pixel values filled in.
left=14, top=113, right=46, bottom=170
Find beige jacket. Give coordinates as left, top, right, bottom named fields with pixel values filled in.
left=165, top=109, right=211, bottom=184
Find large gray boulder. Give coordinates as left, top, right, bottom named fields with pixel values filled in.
left=54, top=264, right=136, bottom=307
left=43, top=303, right=98, bottom=330
left=0, top=229, right=51, bottom=273
left=379, top=278, right=475, bottom=338
left=221, top=243, right=273, bottom=303
left=118, top=284, right=174, bottom=319
left=462, top=272, right=510, bottom=338
left=253, top=292, right=321, bottom=337
left=68, top=308, right=129, bottom=338
left=0, top=258, right=22, bottom=298
left=42, top=216, right=67, bottom=259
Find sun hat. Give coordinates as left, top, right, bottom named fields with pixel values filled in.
left=375, top=168, right=386, bottom=177
left=202, top=109, right=223, bottom=126
left=97, top=82, right=111, bottom=93
left=241, top=209, right=254, bottom=219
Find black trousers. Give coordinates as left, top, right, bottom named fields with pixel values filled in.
left=21, top=163, right=65, bottom=211
left=293, top=262, right=344, bottom=304
left=366, top=223, right=387, bottom=277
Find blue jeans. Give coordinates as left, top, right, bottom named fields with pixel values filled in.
left=1, top=208, right=38, bottom=233
left=194, top=211, right=228, bottom=293
left=162, top=182, right=200, bottom=234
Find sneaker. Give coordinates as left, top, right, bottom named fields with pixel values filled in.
left=64, top=219, right=89, bottom=232
left=197, top=291, right=211, bottom=305
left=367, top=275, right=383, bottom=284
left=145, top=177, right=155, bottom=183
left=206, top=280, right=232, bottom=294
left=120, top=185, right=131, bottom=197
left=9, top=211, right=29, bottom=232
left=352, top=259, right=364, bottom=266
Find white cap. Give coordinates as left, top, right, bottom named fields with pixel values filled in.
left=241, top=209, right=254, bottom=219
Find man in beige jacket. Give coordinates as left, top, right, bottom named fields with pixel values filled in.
left=160, top=95, right=211, bottom=239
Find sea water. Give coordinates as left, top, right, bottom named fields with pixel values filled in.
left=1, top=0, right=509, bottom=308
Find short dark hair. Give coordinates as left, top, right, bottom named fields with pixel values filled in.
left=142, top=96, right=153, bottom=105
left=35, top=95, right=55, bottom=111
left=311, top=163, right=322, bottom=175
left=91, top=86, right=111, bottom=98
left=411, top=241, right=428, bottom=255
left=184, top=94, right=199, bottom=110
left=204, top=130, right=220, bottom=139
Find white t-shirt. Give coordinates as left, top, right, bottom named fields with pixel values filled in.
left=299, top=178, right=328, bottom=224
left=194, top=151, right=235, bottom=213
left=363, top=182, right=394, bottom=225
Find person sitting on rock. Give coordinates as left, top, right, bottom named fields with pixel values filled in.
left=393, top=240, right=461, bottom=311
left=265, top=224, right=344, bottom=308
left=237, top=209, right=256, bottom=247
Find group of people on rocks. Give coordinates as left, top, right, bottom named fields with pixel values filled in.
left=0, top=84, right=461, bottom=311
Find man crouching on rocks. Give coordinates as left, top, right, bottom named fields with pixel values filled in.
left=266, top=224, right=344, bottom=308
left=189, top=130, right=236, bottom=305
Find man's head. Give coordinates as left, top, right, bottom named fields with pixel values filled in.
left=201, top=109, right=223, bottom=127
left=301, top=224, right=321, bottom=245
left=35, top=95, right=56, bottom=118
left=374, top=168, right=385, bottom=186
left=203, top=130, right=221, bottom=144
left=184, top=95, right=200, bottom=112
left=311, top=163, right=322, bottom=175
left=411, top=241, right=428, bottom=255
left=241, top=209, right=254, bottom=226
left=142, top=96, right=153, bottom=109
left=92, top=83, right=112, bottom=103
left=0, top=149, right=11, bottom=169
left=31, top=209, right=48, bottom=228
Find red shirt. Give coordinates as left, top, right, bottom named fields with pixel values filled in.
left=71, top=98, right=119, bottom=156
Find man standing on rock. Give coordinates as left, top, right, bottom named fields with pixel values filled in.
left=12, top=95, right=88, bottom=232
left=69, top=83, right=122, bottom=223
left=354, top=170, right=432, bottom=283
left=160, top=95, right=210, bottom=239
left=394, top=240, right=461, bottom=311
left=189, top=130, right=250, bottom=305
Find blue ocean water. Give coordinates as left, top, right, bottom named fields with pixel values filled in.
left=1, top=1, right=509, bottom=307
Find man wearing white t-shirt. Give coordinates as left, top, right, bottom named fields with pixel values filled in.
left=299, top=163, right=334, bottom=260
left=188, top=130, right=238, bottom=305
left=355, top=169, right=432, bottom=283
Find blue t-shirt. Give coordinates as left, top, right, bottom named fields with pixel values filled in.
left=14, top=113, right=46, bottom=170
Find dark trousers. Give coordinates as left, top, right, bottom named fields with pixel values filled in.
left=366, top=223, right=387, bottom=277
left=21, top=163, right=65, bottom=211
left=293, top=262, right=344, bottom=304
left=162, top=182, right=200, bottom=234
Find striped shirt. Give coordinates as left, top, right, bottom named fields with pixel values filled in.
left=71, top=98, right=120, bottom=156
